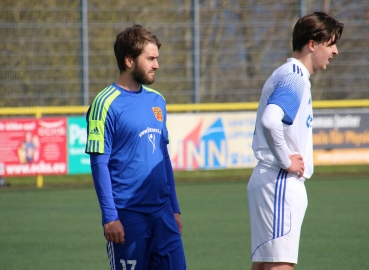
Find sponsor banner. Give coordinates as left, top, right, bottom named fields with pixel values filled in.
left=167, top=112, right=257, bottom=170
left=0, top=118, right=67, bottom=176
left=67, top=116, right=91, bottom=174
left=314, top=149, right=369, bottom=165
left=313, top=110, right=369, bottom=165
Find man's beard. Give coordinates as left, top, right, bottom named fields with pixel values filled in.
left=131, top=62, right=155, bottom=85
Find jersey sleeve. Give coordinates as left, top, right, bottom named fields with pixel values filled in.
left=90, top=153, right=118, bottom=225
left=267, top=72, right=305, bottom=125
left=261, top=104, right=291, bottom=169
left=85, top=86, right=121, bottom=154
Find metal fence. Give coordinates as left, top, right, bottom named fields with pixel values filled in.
left=1, top=0, right=369, bottom=107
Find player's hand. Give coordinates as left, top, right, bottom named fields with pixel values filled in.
left=174, top=213, right=183, bottom=235
left=104, top=220, right=125, bottom=244
left=287, top=154, right=304, bottom=178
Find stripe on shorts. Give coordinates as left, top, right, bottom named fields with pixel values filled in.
left=273, top=168, right=288, bottom=239
left=106, top=240, right=116, bottom=270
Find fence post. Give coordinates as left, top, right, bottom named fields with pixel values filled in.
left=35, top=107, right=44, bottom=188
left=36, top=175, right=43, bottom=188
left=192, top=0, right=200, bottom=104
left=81, top=0, right=89, bottom=106
left=299, top=0, right=307, bottom=17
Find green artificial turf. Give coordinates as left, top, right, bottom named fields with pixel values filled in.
left=1, top=174, right=369, bottom=269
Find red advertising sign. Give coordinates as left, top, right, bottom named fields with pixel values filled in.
left=0, top=117, right=67, bottom=177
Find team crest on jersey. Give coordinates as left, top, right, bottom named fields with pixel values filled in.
left=152, top=107, right=163, bottom=122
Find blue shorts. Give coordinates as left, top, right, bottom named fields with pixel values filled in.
left=106, top=203, right=187, bottom=270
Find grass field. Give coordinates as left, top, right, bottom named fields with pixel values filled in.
left=1, top=166, right=369, bottom=270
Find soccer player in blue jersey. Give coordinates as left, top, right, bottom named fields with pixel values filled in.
left=248, top=12, right=343, bottom=270
left=85, top=25, right=186, bottom=270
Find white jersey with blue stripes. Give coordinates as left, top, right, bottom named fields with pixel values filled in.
left=252, top=58, right=314, bottom=179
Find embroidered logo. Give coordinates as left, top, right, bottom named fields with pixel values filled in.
left=148, top=134, right=156, bottom=153
left=89, top=127, right=100, bottom=135
left=152, top=107, right=163, bottom=122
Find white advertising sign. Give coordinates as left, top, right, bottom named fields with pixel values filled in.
left=167, top=112, right=257, bottom=170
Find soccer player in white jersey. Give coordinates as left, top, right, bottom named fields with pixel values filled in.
left=85, top=25, right=186, bottom=270
left=248, top=12, right=344, bottom=270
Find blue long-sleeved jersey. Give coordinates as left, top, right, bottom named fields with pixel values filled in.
left=85, top=84, right=180, bottom=225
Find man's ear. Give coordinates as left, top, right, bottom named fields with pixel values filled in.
left=307, top=40, right=315, bottom=52
left=125, top=56, right=134, bottom=68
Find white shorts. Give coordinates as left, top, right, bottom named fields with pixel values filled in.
left=247, top=165, right=308, bottom=264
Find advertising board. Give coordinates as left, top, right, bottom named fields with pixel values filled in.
left=313, top=110, right=369, bottom=165
left=0, top=118, right=67, bottom=177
